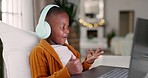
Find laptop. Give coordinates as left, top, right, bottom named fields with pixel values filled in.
left=71, top=17, right=148, bottom=78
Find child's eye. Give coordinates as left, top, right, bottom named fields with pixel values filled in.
left=64, top=26, right=68, bottom=29
left=60, top=26, right=64, bottom=30
left=61, top=26, right=69, bottom=30
left=63, top=26, right=65, bottom=29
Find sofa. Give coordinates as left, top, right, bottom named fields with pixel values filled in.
left=110, top=33, right=134, bottom=56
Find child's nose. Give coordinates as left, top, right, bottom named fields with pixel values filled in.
left=65, top=28, right=69, bottom=34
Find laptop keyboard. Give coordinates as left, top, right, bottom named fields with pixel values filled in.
left=97, top=68, right=128, bottom=78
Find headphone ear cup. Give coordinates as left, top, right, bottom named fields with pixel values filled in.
left=44, top=21, right=51, bottom=38
left=36, top=21, right=51, bottom=39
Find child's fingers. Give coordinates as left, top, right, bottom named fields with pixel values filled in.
left=94, top=48, right=102, bottom=54
left=87, top=49, right=94, bottom=55
left=96, top=51, right=104, bottom=56
left=70, top=55, right=76, bottom=61
left=88, top=48, right=93, bottom=52
left=95, top=48, right=100, bottom=52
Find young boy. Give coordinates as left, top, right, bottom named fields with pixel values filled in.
left=29, top=4, right=104, bottom=78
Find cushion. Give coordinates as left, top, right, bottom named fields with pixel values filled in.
left=0, top=21, right=40, bottom=78
left=125, top=32, right=134, bottom=40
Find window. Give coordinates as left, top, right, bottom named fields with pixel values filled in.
left=1, top=0, right=22, bottom=28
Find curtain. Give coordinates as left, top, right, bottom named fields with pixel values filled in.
left=2, top=0, right=22, bottom=28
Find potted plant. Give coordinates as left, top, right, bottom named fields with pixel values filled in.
left=107, top=30, right=116, bottom=48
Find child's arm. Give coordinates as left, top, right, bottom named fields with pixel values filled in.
left=82, top=48, right=104, bottom=71
left=86, top=48, right=104, bottom=64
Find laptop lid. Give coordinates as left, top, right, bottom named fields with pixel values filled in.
left=128, top=18, right=148, bottom=78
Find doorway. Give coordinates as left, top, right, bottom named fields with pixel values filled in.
left=119, top=11, right=134, bottom=36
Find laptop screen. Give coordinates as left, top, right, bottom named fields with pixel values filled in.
left=128, top=18, right=148, bottom=78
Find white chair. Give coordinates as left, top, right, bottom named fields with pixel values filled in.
left=0, top=21, right=40, bottom=78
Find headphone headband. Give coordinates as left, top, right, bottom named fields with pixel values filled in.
left=38, top=4, right=59, bottom=23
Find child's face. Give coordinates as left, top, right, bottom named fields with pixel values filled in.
left=48, top=12, right=69, bottom=45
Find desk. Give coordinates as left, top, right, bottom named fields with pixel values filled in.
left=91, top=55, right=131, bottom=69
left=71, top=55, right=131, bottom=78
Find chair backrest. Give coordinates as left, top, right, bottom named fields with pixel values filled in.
left=0, top=21, right=40, bottom=78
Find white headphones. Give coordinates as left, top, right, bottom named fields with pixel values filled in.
left=35, top=4, right=59, bottom=39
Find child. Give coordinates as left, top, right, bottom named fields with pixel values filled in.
left=29, top=4, right=104, bottom=78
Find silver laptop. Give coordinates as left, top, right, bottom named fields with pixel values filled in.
left=71, top=17, right=148, bottom=78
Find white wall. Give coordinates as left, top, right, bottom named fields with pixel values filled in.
left=105, top=0, right=148, bottom=35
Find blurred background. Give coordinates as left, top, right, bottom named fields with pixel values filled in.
left=0, top=0, right=148, bottom=77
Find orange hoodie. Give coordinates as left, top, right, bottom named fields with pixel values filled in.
left=29, top=39, right=91, bottom=78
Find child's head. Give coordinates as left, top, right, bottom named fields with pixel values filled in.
left=45, top=6, right=69, bottom=45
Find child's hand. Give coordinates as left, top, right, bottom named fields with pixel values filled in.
left=66, top=55, right=83, bottom=75
left=86, top=48, right=104, bottom=64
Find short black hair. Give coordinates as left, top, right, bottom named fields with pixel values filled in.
left=46, top=6, right=67, bottom=18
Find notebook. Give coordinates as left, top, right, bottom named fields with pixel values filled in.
left=71, top=17, right=148, bottom=78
